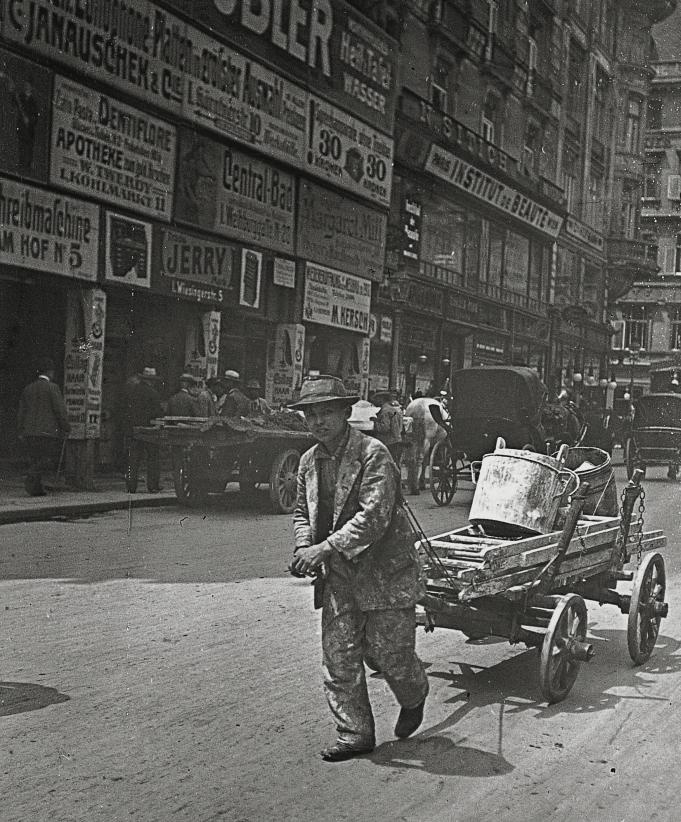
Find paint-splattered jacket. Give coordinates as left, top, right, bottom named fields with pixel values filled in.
left=293, top=427, right=424, bottom=610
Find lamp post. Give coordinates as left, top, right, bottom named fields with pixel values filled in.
left=622, top=345, right=645, bottom=401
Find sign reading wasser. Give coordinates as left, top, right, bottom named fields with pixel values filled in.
left=424, top=144, right=563, bottom=238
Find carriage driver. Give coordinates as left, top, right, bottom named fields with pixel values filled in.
left=289, top=375, right=428, bottom=762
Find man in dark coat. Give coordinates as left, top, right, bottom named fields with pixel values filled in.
left=167, top=373, right=199, bottom=417
left=125, top=367, right=163, bottom=492
left=290, top=376, right=428, bottom=762
left=17, top=357, right=71, bottom=495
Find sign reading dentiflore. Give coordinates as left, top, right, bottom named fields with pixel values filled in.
left=424, top=144, right=564, bottom=238
left=50, top=76, right=176, bottom=220
left=303, top=262, right=371, bottom=334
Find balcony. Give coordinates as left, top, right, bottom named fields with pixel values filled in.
left=607, top=237, right=658, bottom=266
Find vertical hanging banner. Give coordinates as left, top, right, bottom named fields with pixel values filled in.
left=265, top=323, right=305, bottom=406
left=64, top=288, right=106, bottom=439
left=203, top=310, right=221, bottom=378
left=240, top=248, right=262, bottom=309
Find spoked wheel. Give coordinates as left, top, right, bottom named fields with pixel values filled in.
left=539, top=594, right=592, bottom=704
left=627, top=551, right=667, bottom=665
left=624, top=439, right=645, bottom=479
left=172, top=448, right=207, bottom=508
left=429, top=439, right=457, bottom=506
left=269, top=449, right=300, bottom=514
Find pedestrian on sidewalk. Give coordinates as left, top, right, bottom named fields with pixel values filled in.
left=289, top=375, right=428, bottom=762
left=167, top=373, right=199, bottom=417
left=17, top=357, right=71, bottom=496
left=220, top=370, right=250, bottom=418
left=125, top=367, right=163, bottom=492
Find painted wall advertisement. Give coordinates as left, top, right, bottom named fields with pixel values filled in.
left=158, top=226, right=233, bottom=304
left=265, top=323, right=304, bottom=406
left=175, top=130, right=294, bottom=254
left=64, top=288, right=106, bottom=439
left=50, top=76, right=177, bottom=220
left=0, top=47, right=51, bottom=183
left=104, top=212, right=152, bottom=287
left=306, top=96, right=393, bottom=208
left=202, top=311, right=221, bottom=379
left=303, top=262, right=371, bottom=334
left=1, top=0, right=308, bottom=169
left=161, top=0, right=398, bottom=135
left=297, top=180, right=386, bottom=282
left=0, top=176, right=99, bottom=280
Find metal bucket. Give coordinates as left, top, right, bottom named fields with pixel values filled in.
left=559, top=446, right=617, bottom=517
left=469, top=439, right=579, bottom=536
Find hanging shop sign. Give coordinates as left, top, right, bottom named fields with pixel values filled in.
left=50, top=76, right=177, bottom=221
left=0, top=176, right=99, bottom=280
left=64, top=288, right=106, bottom=439
left=380, top=315, right=393, bottom=344
left=203, top=311, right=221, bottom=379
left=297, top=180, right=386, bottom=281
left=1, top=0, right=309, bottom=169
left=175, top=130, right=295, bottom=254
left=0, top=47, right=51, bottom=183
left=564, top=216, right=605, bottom=254
left=161, top=0, right=397, bottom=134
left=303, top=262, right=371, bottom=333
left=306, top=95, right=393, bottom=208
left=424, top=144, right=563, bottom=238
left=402, top=197, right=422, bottom=260
left=104, top=212, right=152, bottom=287
left=158, top=227, right=233, bottom=304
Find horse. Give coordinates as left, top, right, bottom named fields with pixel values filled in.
left=403, top=397, right=448, bottom=494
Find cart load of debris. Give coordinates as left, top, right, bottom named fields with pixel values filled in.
left=139, top=409, right=310, bottom=436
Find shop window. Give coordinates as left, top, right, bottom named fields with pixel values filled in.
left=488, top=223, right=504, bottom=288
left=622, top=306, right=649, bottom=350
left=503, top=230, right=529, bottom=295
left=420, top=197, right=465, bottom=273
left=670, top=307, right=681, bottom=350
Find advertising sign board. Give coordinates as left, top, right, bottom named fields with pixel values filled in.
left=303, top=262, right=371, bottom=334
left=158, top=226, right=233, bottom=304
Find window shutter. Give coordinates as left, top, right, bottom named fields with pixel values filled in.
left=667, top=175, right=681, bottom=200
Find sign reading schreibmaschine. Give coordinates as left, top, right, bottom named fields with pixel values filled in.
left=424, top=144, right=563, bottom=238
left=50, top=76, right=176, bottom=220
left=0, top=176, right=99, bottom=280
left=303, top=262, right=371, bottom=334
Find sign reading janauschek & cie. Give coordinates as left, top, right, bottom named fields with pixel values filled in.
left=424, top=144, right=563, bottom=238
left=303, top=262, right=371, bottom=334
left=51, top=76, right=176, bottom=220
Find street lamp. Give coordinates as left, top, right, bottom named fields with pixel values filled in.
left=623, top=345, right=645, bottom=400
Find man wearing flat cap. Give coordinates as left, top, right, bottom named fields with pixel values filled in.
left=220, top=369, right=250, bottom=417
left=289, top=375, right=428, bottom=762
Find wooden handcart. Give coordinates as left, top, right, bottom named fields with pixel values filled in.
left=132, top=414, right=314, bottom=513
left=414, top=470, right=669, bottom=703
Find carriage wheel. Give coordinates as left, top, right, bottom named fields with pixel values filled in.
left=627, top=552, right=667, bottom=665
left=429, top=439, right=457, bottom=506
left=269, top=449, right=300, bottom=514
left=539, top=594, right=589, bottom=704
left=172, top=448, right=207, bottom=508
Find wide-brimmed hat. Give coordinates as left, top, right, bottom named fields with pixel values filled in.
left=370, top=388, right=396, bottom=403
left=246, top=378, right=262, bottom=390
left=224, top=369, right=240, bottom=381
left=139, top=366, right=159, bottom=379
left=288, top=375, right=359, bottom=409
left=179, top=373, right=197, bottom=384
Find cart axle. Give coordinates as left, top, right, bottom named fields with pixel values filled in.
left=569, top=639, right=595, bottom=663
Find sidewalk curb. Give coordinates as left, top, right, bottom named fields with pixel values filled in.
left=0, top=495, right=177, bottom=525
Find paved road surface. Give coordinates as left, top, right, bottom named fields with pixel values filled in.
left=0, top=466, right=679, bottom=822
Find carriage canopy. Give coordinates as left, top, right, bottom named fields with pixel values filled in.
left=450, top=366, right=547, bottom=425
left=633, top=393, right=681, bottom=429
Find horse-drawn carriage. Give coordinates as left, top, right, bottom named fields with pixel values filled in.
left=624, top=392, right=681, bottom=480
left=428, top=367, right=585, bottom=506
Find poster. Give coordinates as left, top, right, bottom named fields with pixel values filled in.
left=158, top=227, right=233, bottom=304
left=175, top=130, right=295, bottom=254
left=240, top=248, right=262, bottom=309
left=202, top=311, right=221, bottom=379
left=64, top=289, right=106, bottom=439
left=104, top=212, right=152, bottom=287
left=0, top=176, right=99, bottom=280
left=265, top=323, right=304, bottom=406
left=273, top=257, right=295, bottom=289
left=50, top=76, right=176, bottom=220
left=297, top=180, right=386, bottom=281
left=303, top=262, right=371, bottom=334
left=305, top=95, right=393, bottom=208
left=0, top=47, right=51, bottom=182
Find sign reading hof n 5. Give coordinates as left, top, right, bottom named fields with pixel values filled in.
left=303, top=262, right=371, bottom=334
left=159, top=227, right=233, bottom=304
left=175, top=130, right=295, bottom=254
left=0, top=176, right=99, bottom=280
left=306, top=96, right=393, bottom=208
left=51, top=76, right=176, bottom=220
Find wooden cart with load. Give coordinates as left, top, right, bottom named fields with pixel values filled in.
left=131, top=412, right=314, bottom=513
left=412, top=439, right=668, bottom=703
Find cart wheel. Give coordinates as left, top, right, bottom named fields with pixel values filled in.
left=172, top=449, right=207, bottom=508
left=269, top=449, right=300, bottom=514
left=627, top=551, right=666, bottom=665
left=429, top=440, right=457, bottom=506
left=539, top=594, right=589, bottom=704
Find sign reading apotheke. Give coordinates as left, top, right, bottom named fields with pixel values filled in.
left=51, top=77, right=176, bottom=220
left=425, top=144, right=563, bottom=239
left=1, top=0, right=308, bottom=169
left=175, top=130, right=294, bottom=254
left=297, top=180, right=386, bottom=281
left=303, top=262, right=371, bottom=334
left=306, top=96, right=393, bottom=208
left=0, top=176, right=99, bottom=280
